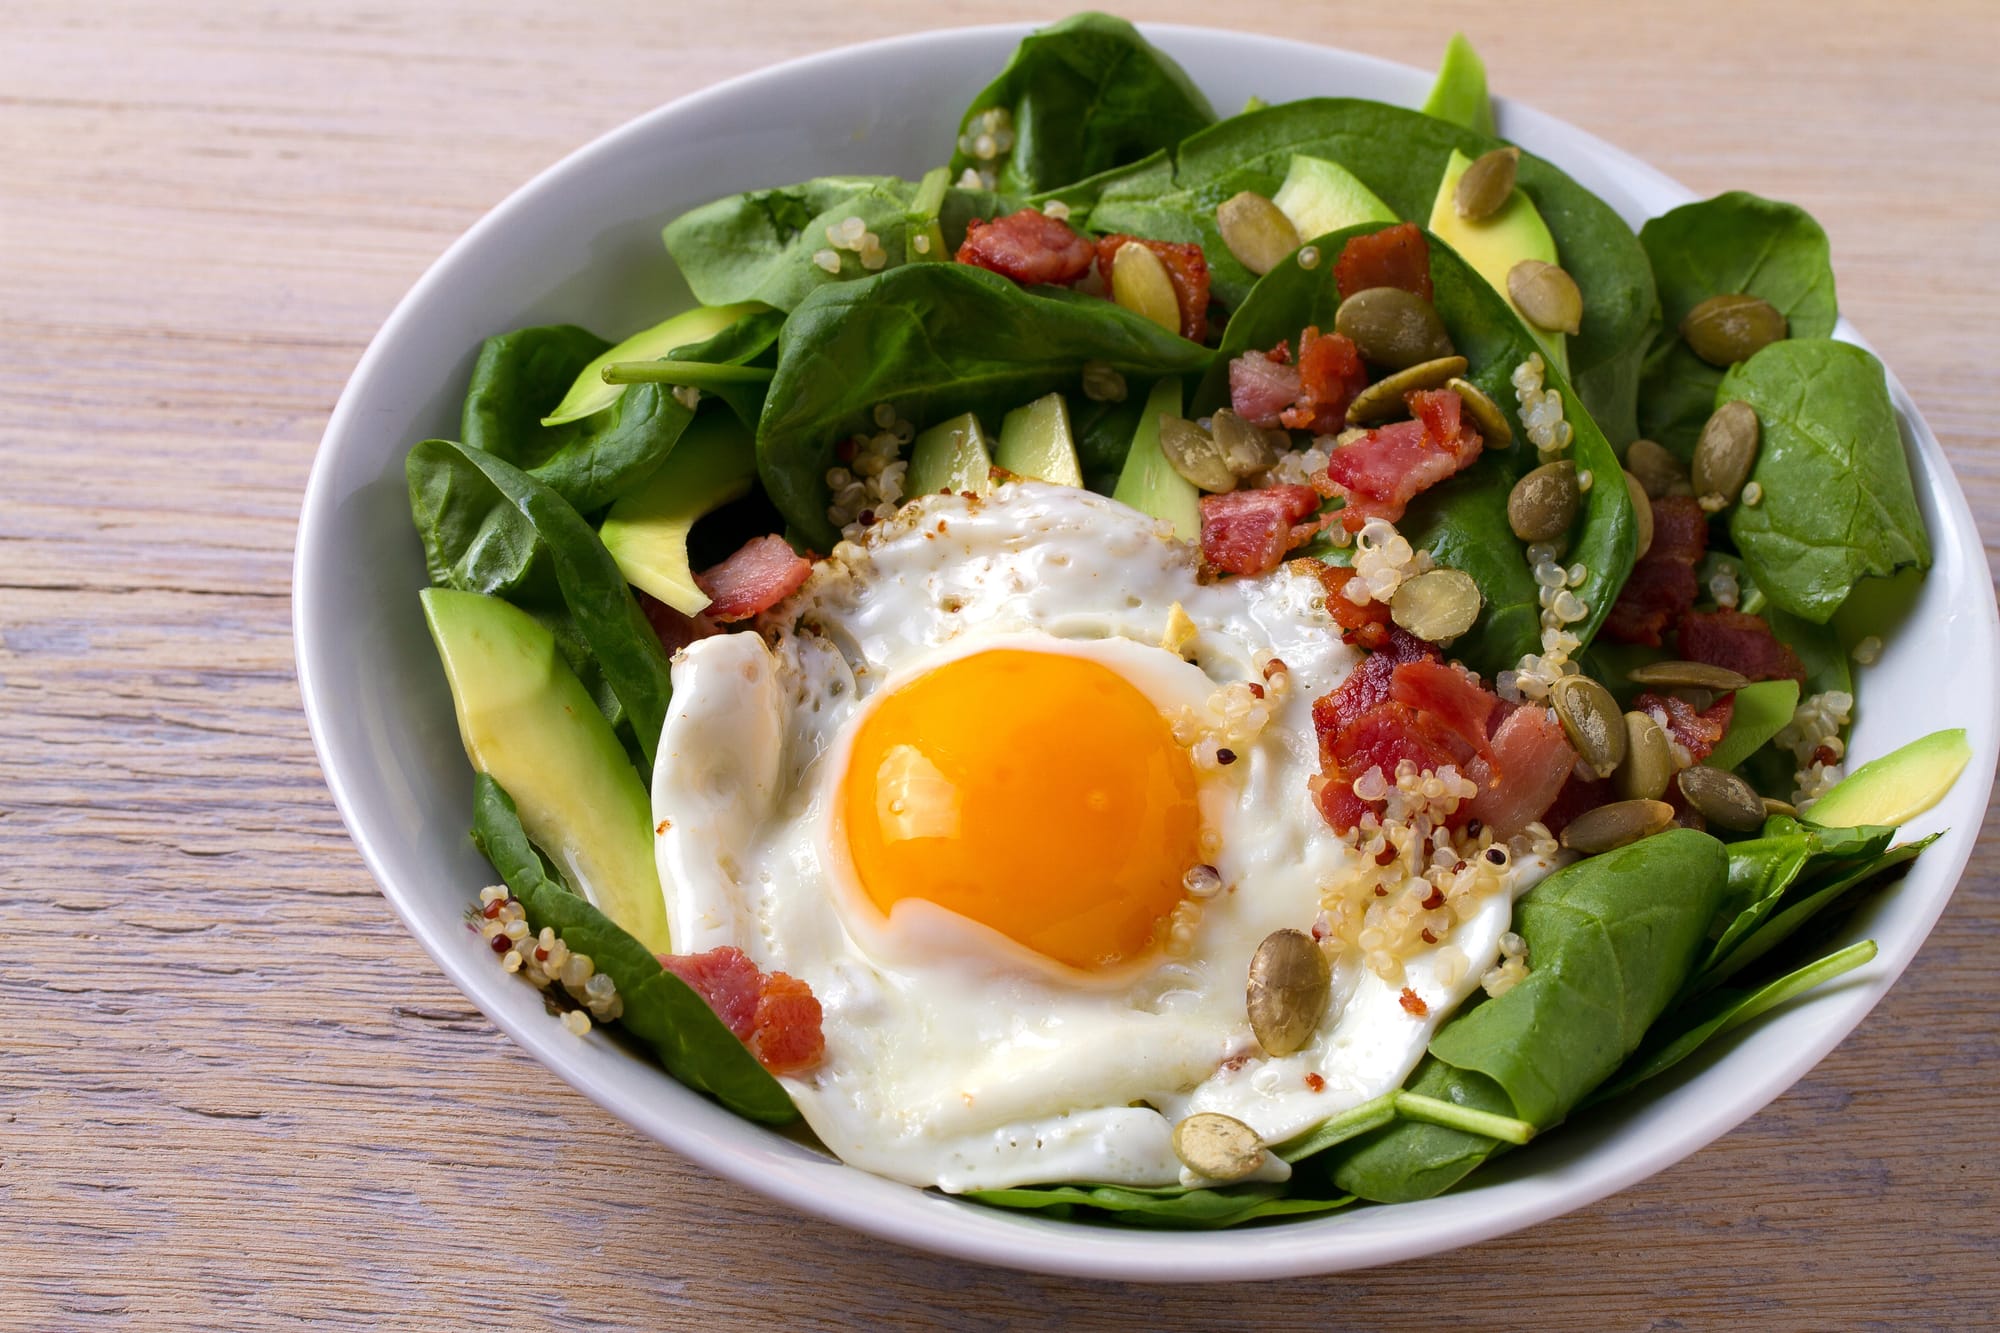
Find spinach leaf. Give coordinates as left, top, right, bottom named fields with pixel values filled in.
left=462, top=325, right=694, bottom=515
left=757, top=263, right=1212, bottom=547
left=663, top=175, right=1005, bottom=312
left=1705, top=678, right=1799, bottom=773
left=1331, top=829, right=1729, bottom=1201
left=962, top=1181, right=1352, bottom=1230
left=413, top=439, right=673, bottom=768
left=949, top=12, right=1214, bottom=195
left=1636, top=192, right=1837, bottom=459
left=661, top=306, right=788, bottom=429
left=1420, top=33, right=1494, bottom=137
left=1064, top=98, right=1657, bottom=435
left=1699, top=815, right=1897, bottom=985
left=1719, top=338, right=1930, bottom=623
left=470, top=776, right=796, bottom=1124
left=1704, top=834, right=1927, bottom=991
left=1199, top=222, right=1638, bottom=676
left=1070, top=386, right=1150, bottom=491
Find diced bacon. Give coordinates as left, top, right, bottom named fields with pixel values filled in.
left=1311, top=625, right=1439, bottom=762
left=1229, top=351, right=1303, bottom=428
left=1463, top=704, right=1578, bottom=836
left=1390, top=659, right=1497, bottom=765
left=693, top=535, right=811, bottom=622
left=1604, top=495, right=1707, bottom=646
left=1320, top=388, right=1484, bottom=523
left=639, top=589, right=720, bottom=655
left=1280, top=327, right=1370, bottom=434
left=662, top=946, right=825, bottom=1075
left=954, top=208, right=1096, bottom=286
left=1334, top=223, right=1434, bottom=302
left=1095, top=234, right=1210, bottom=340
left=1635, top=690, right=1736, bottom=763
left=1300, top=560, right=1393, bottom=649
left=1325, top=701, right=1464, bottom=785
left=1677, top=609, right=1807, bottom=684
left=1199, top=484, right=1321, bottom=576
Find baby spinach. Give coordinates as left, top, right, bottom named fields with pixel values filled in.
left=1636, top=192, right=1837, bottom=459
left=1705, top=678, right=1799, bottom=773
left=664, top=175, right=1005, bottom=312
left=1331, top=829, right=1728, bottom=1202
left=949, top=12, right=1214, bottom=195
left=1199, top=222, right=1638, bottom=677
left=470, top=776, right=797, bottom=1124
left=962, top=1180, right=1353, bottom=1230
left=757, top=263, right=1212, bottom=547
left=1704, top=833, right=1926, bottom=991
left=1699, top=814, right=1898, bottom=986
left=1069, top=385, right=1151, bottom=491
left=654, top=305, right=787, bottom=429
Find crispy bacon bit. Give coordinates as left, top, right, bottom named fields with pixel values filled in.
left=1228, top=351, right=1303, bottom=428
left=1321, top=387, right=1484, bottom=524
left=1678, top=609, right=1807, bottom=684
left=1300, top=560, right=1393, bottom=649
left=1635, top=690, right=1735, bottom=764
left=1464, top=703, right=1578, bottom=836
left=1604, top=495, right=1707, bottom=646
left=1311, top=625, right=1438, bottom=752
left=639, top=589, right=721, bottom=654
left=1280, top=327, right=1369, bottom=434
left=1335, top=223, right=1435, bottom=302
left=1094, top=233, right=1210, bottom=340
left=1389, top=658, right=1498, bottom=766
left=1199, top=484, right=1322, bottom=576
left=661, top=946, right=825, bottom=1075
left=693, top=535, right=811, bottom=622
left=1399, top=987, right=1430, bottom=1018
left=954, top=207, right=1095, bottom=286
left=1305, top=1072, right=1327, bottom=1092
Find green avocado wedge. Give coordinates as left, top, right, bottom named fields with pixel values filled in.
left=1805, top=728, right=1970, bottom=830
left=1112, top=376, right=1198, bottom=539
left=1420, top=33, right=1495, bottom=137
left=422, top=588, right=671, bottom=953
left=599, top=411, right=759, bottom=615
left=1428, top=148, right=1565, bottom=375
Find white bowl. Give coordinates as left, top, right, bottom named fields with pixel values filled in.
left=295, top=22, right=1998, bottom=1281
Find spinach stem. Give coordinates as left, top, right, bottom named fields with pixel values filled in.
left=1715, top=939, right=1877, bottom=1039
left=601, top=360, right=775, bottom=387
left=1272, top=1091, right=1399, bottom=1162
left=1393, top=1091, right=1536, bottom=1145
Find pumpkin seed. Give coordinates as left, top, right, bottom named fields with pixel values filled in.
left=1625, top=438, right=1690, bottom=499
left=1211, top=408, right=1281, bottom=477
left=1551, top=675, right=1626, bottom=779
left=1677, top=765, right=1767, bottom=832
left=1454, top=146, right=1520, bottom=221
left=1507, top=259, right=1583, bottom=335
left=1334, top=286, right=1456, bottom=370
left=1693, top=401, right=1760, bottom=508
left=1615, top=710, right=1674, bottom=801
left=1171, top=1112, right=1265, bottom=1182
left=1507, top=460, right=1580, bottom=543
left=1762, top=796, right=1799, bottom=819
left=1621, top=469, right=1653, bottom=560
left=1158, top=415, right=1236, bottom=492
left=1246, top=928, right=1331, bottom=1057
left=1447, top=376, right=1513, bottom=447
left=1389, top=568, right=1482, bottom=643
left=1111, top=240, right=1181, bottom=333
left=1345, top=355, right=1470, bottom=425
left=1215, top=191, right=1302, bottom=277
left=1625, top=660, right=1752, bottom=692
left=1560, top=799, right=1675, bottom=854
left=1681, top=293, right=1787, bottom=368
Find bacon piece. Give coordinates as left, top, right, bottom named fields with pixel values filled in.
left=662, top=946, right=826, bottom=1075
left=1604, top=495, right=1707, bottom=646
left=1677, top=609, right=1807, bottom=684
left=1390, top=658, right=1497, bottom=766
left=1334, top=223, right=1434, bottom=302
left=1228, top=351, right=1303, bottom=428
left=638, top=589, right=720, bottom=655
left=1635, top=690, right=1736, bottom=763
left=693, top=535, right=811, bottom=622
left=1301, top=560, right=1393, bottom=649
left=1311, top=625, right=1439, bottom=762
left=1279, top=327, right=1369, bottom=434
left=1398, top=987, right=1431, bottom=1018
left=954, top=208, right=1095, bottom=286
left=1321, top=387, right=1484, bottom=524
left=1463, top=704, right=1578, bottom=836
left=1199, top=484, right=1322, bottom=576
left=1325, top=701, right=1464, bottom=787
left=1095, top=234, right=1210, bottom=340
left=1540, top=773, right=1614, bottom=837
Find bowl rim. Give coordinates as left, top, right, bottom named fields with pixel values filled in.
left=295, top=20, right=1999, bottom=1282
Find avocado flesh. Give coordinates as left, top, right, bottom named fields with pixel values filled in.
left=1111, top=378, right=1199, bottom=540
left=420, top=588, right=672, bottom=952
left=1271, top=155, right=1396, bottom=244
left=1807, top=727, right=1970, bottom=830
left=995, top=392, right=1084, bottom=487
left=598, top=412, right=757, bottom=615
left=905, top=412, right=995, bottom=498
left=1421, top=33, right=1495, bottom=136
left=542, top=301, right=764, bottom=426
left=1428, top=149, right=1567, bottom=376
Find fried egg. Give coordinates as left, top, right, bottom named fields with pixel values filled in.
left=652, top=482, right=1551, bottom=1191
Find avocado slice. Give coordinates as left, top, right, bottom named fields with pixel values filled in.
left=1428, top=149, right=1566, bottom=375
left=1420, top=33, right=1495, bottom=137
left=421, top=588, right=671, bottom=952
left=995, top=392, right=1084, bottom=487
left=906, top=412, right=995, bottom=498
left=1806, top=728, right=1970, bottom=830
left=1111, top=378, right=1199, bottom=540
left=598, top=412, right=757, bottom=615
left=542, top=301, right=764, bottom=426
left=1271, top=155, right=1397, bottom=245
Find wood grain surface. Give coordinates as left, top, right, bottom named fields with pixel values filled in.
left=4, top=0, right=1997, bottom=1326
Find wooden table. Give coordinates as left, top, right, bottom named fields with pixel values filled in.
left=6, top=1, right=1996, bottom=1325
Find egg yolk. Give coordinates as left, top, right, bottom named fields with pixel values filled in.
left=841, top=649, right=1202, bottom=972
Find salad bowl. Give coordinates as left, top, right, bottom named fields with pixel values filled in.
left=294, top=21, right=1998, bottom=1280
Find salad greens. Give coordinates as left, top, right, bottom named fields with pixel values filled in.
left=398, top=16, right=1959, bottom=1229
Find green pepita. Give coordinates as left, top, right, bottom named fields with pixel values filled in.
left=1507, top=460, right=1580, bottom=543
left=1625, top=438, right=1691, bottom=499
left=1625, top=660, right=1753, bottom=692
left=1215, top=191, right=1302, bottom=277
left=1762, top=796, right=1799, bottom=819
left=1246, top=928, right=1331, bottom=1057
left=1676, top=765, right=1767, bottom=832
left=1681, top=293, right=1788, bottom=368
left=1346, top=355, right=1470, bottom=426
left=1447, top=376, right=1513, bottom=448
left=1693, top=401, right=1760, bottom=509
left=1111, top=240, right=1181, bottom=334
left=1211, top=408, right=1281, bottom=477
left=1615, top=710, right=1674, bottom=802
left=1624, top=469, right=1653, bottom=560
left=1158, top=415, right=1236, bottom=493
left=1507, top=259, right=1584, bottom=335
left=1454, top=146, right=1521, bottom=222
left=1172, top=1112, right=1265, bottom=1182
left=1559, top=799, right=1676, bottom=854
left=1334, top=286, right=1456, bottom=370
left=1389, top=568, right=1482, bottom=644
left=1552, top=675, right=1627, bottom=779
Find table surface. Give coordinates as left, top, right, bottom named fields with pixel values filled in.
left=6, top=0, right=1998, bottom=1326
